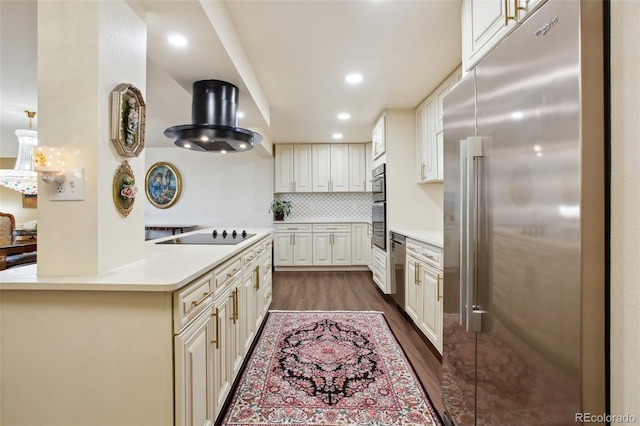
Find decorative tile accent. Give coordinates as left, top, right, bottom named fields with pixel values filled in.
left=274, top=193, right=372, bottom=222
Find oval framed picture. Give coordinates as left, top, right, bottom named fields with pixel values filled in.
left=145, top=162, right=182, bottom=209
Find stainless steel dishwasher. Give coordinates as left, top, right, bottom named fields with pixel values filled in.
left=390, top=232, right=406, bottom=309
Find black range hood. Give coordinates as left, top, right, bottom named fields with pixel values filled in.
left=164, top=80, right=262, bottom=153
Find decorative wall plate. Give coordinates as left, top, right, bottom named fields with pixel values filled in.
left=113, top=160, right=138, bottom=218
left=111, top=83, right=146, bottom=157
left=145, top=162, right=182, bottom=209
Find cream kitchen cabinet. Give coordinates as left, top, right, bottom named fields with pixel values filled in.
left=175, top=234, right=273, bottom=424
left=349, top=144, right=367, bottom=192
left=371, top=245, right=387, bottom=293
left=312, top=223, right=352, bottom=266
left=372, top=114, right=386, bottom=161
left=351, top=223, right=370, bottom=266
left=273, top=223, right=313, bottom=266
left=416, top=66, right=462, bottom=183
left=312, top=144, right=351, bottom=192
left=365, top=143, right=373, bottom=192
left=274, top=144, right=313, bottom=193
left=404, top=238, right=443, bottom=353
left=462, top=0, right=547, bottom=72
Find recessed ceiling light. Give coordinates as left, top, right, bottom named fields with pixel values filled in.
left=239, top=143, right=247, bottom=149
left=168, top=34, right=188, bottom=48
left=332, top=133, right=343, bottom=139
left=220, top=150, right=227, bottom=154
left=337, top=113, right=351, bottom=120
left=345, top=73, right=363, bottom=84
left=183, top=143, right=192, bottom=149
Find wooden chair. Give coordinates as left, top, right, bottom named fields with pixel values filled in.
left=0, top=212, right=37, bottom=269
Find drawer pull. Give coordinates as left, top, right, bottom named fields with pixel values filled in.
left=255, top=265, right=260, bottom=290
left=211, top=308, right=220, bottom=349
left=191, top=291, right=213, bottom=307
left=426, top=254, right=435, bottom=259
left=226, top=268, right=239, bottom=278
left=437, top=274, right=442, bottom=300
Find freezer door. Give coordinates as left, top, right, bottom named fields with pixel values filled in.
left=442, top=70, right=477, bottom=426
left=474, top=1, right=584, bottom=424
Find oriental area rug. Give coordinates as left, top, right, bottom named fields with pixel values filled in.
left=220, top=311, right=442, bottom=425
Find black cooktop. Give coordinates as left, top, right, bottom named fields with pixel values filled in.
left=156, top=230, right=256, bottom=245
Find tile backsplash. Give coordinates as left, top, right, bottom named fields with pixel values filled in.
left=274, top=193, right=372, bottom=222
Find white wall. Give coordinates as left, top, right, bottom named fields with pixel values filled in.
left=610, top=1, right=640, bottom=423
left=144, top=147, right=274, bottom=229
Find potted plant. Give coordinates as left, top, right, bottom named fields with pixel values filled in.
left=270, top=200, right=292, bottom=221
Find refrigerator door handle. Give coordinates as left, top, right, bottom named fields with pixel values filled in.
left=460, top=136, right=486, bottom=333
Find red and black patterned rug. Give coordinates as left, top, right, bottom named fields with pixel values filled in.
left=220, top=311, right=442, bottom=425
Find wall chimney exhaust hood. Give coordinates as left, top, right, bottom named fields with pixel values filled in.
left=164, top=80, right=262, bottom=153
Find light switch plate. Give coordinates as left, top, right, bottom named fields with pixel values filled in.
left=49, top=168, right=85, bottom=201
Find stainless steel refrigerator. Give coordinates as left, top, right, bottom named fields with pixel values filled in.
left=442, top=1, right=606, bottom=425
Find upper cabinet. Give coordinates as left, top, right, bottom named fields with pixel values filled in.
left=276, top=143, right=369, bottom=194
left=462, top=0, right=547, bottom=71
left=274, top=144, right=313, bottom=193
left=416, top=66, right=462, bottom=184
left=372, top=114, right=386, bottom=161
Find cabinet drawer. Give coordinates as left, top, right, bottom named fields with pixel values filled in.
left=242, top=247, right=258, bottom=266
left=273, top=223, right=312, bottom=232
left=421, top=244, right=442, bottom=269
left=372, top=247, right=387, bottom=271
left=312, top=223, right=351, bottom=232
left=406, top=239, right=421, bottom=257
left=213, top=255, right=243, bottom=297
left=173, top=272, right=214, bottom=332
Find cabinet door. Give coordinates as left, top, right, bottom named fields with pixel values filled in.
left=351, top=224, right=368, bottom=266
left=348, top=144, right=366, bottom=192
left=330, top=144, right=350, bottom=192
left=331, top=232, right=351, bottom=266
left=462, top=0, right=515, bottom=71
left=240, top=267, right=257, bottom=355
left=405, top=256, right=421, bottom=323
left=293, top=145, right=313, bottom=192
left=435, top=72, right=457, bottom=133
left=273, top=233, right=293, bottom=266
left=212, top=296, right=230, bottom=417
left=274, top=145, right=293, bottom=193
left=293, top=233, right=313, bottom=266
left=365, top=143, right=373, bottom=192
left=227, top=280, right=243, bottom=377
left=175, top=306, right=213, bottom=426
left=372, top=114, right=386, bottom=160
left=423, top=96, right=440, bottom=182
left=435, top=130, right=444, bottom=181
left=415, top=100, right=427, bottom=183
left=312, top=232, right=332, bottom=266
left=312, top=144, right=330, bottom=192
left=419, top=263, right=443, bottom=354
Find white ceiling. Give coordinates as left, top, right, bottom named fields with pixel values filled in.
left=0, top=0, right=461, bottom=156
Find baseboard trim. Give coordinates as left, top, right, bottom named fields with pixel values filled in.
left=274, top=266, right=371, bottom=272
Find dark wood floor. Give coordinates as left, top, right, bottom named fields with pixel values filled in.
left=270, top=270, right=445, bottom=417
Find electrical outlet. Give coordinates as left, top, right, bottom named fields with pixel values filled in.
left=49, top=168, right=85, bottom=201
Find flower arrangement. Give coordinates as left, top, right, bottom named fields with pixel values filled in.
left=120, top=175, right=138, bottom=201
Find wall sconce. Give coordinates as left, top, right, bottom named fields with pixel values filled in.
left=33, top=146, right=65, bottom=184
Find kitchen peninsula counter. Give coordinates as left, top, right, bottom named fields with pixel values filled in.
left=0, top=227, right=273, bottom=291
left=0, top=227, right=273, bottom=426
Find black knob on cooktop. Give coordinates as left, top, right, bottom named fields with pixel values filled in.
left=222, top=230, right=227, bottom=238
left=242, top=230, right=247, bottom=238
left=232, top=230, right=237, bottom=238
left=212, top=230, right=218, bottom=238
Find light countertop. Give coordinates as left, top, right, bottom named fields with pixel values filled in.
left=274, top=219, right=371, bottom=224
left=391, top=229, right=443, bottom=248
left=0, top=228, right=273, bottom=292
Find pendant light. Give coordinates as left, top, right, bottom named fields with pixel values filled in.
left=0, top=111, right=38, bottom=194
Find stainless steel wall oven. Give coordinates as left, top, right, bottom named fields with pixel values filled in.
left=371, top=164, right=386, bottom=251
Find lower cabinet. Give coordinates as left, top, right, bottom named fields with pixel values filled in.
left=404, top=238, right=443, bottom=353
left=274, top=222, right=371, bottom=269
left=174, top=235, right=273, bottom=425
left=312, top=223, right=351, bottom=266
left=273, top=224, right=313, bottom=266
left=371, top=245, right=387, bottom=292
